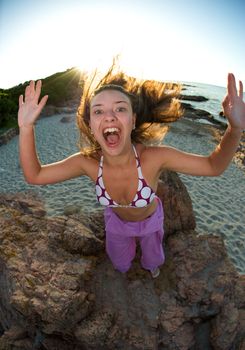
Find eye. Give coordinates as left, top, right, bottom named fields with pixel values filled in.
left=115, top=106, right=127, bottom=112
left=94, top=109, right=103, bottom=115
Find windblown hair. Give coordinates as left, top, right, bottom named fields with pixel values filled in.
left=77, top=61, right=183, bottom=158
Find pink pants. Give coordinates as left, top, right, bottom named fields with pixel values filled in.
left=104, top=198, right=165, bottom=272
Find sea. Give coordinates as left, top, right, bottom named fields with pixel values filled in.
left=182, top=81, right=227, bottom=123
left=0, top=82, right=244, bottom=273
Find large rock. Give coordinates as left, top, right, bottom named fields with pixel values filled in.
left=0, top=172, right=244, bottom=350
left=0, top=128, right=19, bottom=146
left=179, top=94, right=209, bottom=102
left=156, top=170, right=196, bottom=237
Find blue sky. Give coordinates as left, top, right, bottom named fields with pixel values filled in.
left=0, top=0, right=244, bottom=88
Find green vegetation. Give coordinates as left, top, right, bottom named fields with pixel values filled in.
left=0, top=67, right=83, bottom=130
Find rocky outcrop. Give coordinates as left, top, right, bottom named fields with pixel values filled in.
left=0, top=171, right=244, bottom=350
left=60, top=116, right=75, bottom=123
left=0, top=128, right=19, bottom=146
left=156, top=170, right=195, bottom=238
left=179, top=94, right=209, bottom=102
left=213, top=126, right=245, bottom=169
left=40, top=104, right=78, bottom=117
left=181, top=102, right=226, bottom=127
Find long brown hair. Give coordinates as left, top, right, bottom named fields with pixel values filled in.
left=77, top=60, right=183, bottom=158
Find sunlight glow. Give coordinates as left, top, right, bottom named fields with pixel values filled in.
left=0, top=1, right=244, bottom=88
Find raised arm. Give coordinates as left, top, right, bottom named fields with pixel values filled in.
left=18, top=80, right=90, bottom=185
left=154, top=73, right=244, bottom=176
left=19, top=80, right=47, bottom=183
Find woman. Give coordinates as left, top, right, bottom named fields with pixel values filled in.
left=18, top=65, right=245, bottom=278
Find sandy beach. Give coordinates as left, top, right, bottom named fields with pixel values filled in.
left=0, top=113, right=244, bottom=274
left=165, top=118, right=245, bottom=272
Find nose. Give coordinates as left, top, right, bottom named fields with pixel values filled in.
left=104, top=109, right=117, bottom=122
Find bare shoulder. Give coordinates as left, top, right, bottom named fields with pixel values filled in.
left=134, top=143, right=172, bottom=177
left=135, top=143, right=214, bottom=176
left=63, top=152, right=99, bottom=179
left=135, top=143, right=171, bottom=164
left=135, top=143, right=194, bottom=174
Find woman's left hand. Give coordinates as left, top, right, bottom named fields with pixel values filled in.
left=222, top=73, right=245, bottom=130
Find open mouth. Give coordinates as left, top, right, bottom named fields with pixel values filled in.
left=103, top=127, right=120, bottom=146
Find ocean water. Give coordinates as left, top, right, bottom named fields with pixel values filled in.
left=0, top=82, right=244, bottom=273
left=183, top=81, right=245, bottom=123
left=182, top=82, right=227, bottom=122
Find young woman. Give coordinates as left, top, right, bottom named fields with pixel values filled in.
left=18, top=66, right=244, bottom=278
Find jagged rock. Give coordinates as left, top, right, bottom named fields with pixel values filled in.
left=179, top=94, right=209, bottom=102
left=40, top=102, right=79, bottom=118
left=40, top=105, right=60, bottom=117
left=214, top=127, right=245, bottom=169
left=59, top=116, right=74, bottom=123
left=0, top=171, right=244, bottom=349
left=0, top=128, right=19, bottom=146
left=180, top=102, right=227, bottom=128
left=47, top=216, right=104, bottom=255
left=156, top=170, right=196, bottom=237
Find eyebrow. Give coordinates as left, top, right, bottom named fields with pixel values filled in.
left=91, top=100, right=129, bottom=108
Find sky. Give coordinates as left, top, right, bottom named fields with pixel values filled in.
left=0, top=0, right=244, bottom=89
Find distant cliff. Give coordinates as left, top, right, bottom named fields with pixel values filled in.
left=0, top=67, right=83, bottom=130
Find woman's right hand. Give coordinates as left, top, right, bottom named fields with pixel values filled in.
left=18, top=80, right=48, bottom=128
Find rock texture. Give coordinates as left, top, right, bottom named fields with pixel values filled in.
left=0, top=128, right=19, bottom=146
left=181, top=102, right=225, bottom=127
left=213, top=126, right=245, bottom=169
left=41, top=105, right=78, bottom=118
left=179, top=94, right=209, bottom=102
left=0, top=171, right=244, bottom=350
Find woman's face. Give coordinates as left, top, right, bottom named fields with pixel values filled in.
left=90, top=89, right=136, bottom=155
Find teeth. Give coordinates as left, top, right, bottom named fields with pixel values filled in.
left=103, top=127, right=119, bottom=134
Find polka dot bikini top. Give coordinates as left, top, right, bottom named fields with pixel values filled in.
left=96, top=145, right=156, bottom=208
